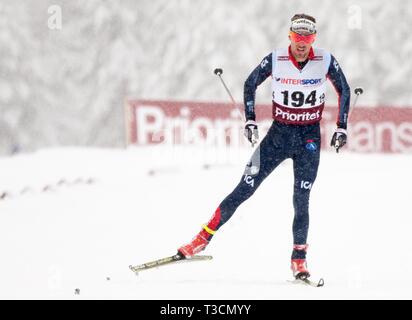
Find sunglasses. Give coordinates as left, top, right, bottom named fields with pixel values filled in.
left=289, top=31, right=316, bottom=44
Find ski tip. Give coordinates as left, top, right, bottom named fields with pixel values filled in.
left=129, top=265, right=139, bottom=275
left=304, top=278, right=324, bottom=287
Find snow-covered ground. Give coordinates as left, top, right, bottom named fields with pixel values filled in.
left=0, top=146, right=411, bottom=299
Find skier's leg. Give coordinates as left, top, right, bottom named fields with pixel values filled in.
left=178, top=123, right=287, bottom=257
left=290, top=126, right=320, bottom=278
left=207, top=125, right=288, bottom=230
left=291, top=141, right=320, bottom=255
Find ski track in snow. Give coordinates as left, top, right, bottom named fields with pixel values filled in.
left=0, top=146, right=411, bottom=299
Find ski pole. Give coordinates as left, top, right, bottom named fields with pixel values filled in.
left=214, top=68, right=257, bottom=147
left=335, top=86, right=363, bottom=152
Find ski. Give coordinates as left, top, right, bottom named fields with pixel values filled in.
left=129, top=252, right=213, bottom=274
left=288, top=277, right=324, bottom=287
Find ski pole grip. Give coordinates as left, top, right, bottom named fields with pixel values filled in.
left=354, top=87, right=363, bottom=95
left=214, top=68, right=223, bottom=76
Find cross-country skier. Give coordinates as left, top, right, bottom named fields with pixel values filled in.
left=178, top=13, right=350, bottom=280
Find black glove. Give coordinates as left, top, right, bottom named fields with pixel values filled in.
left=244, top=120, right=259, bottom=146
left=330, top=128, right=347, bottom=153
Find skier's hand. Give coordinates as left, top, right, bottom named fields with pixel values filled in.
left=244, top=120, right=259, bottom=146
left=330, top=128, right=347, bottom=153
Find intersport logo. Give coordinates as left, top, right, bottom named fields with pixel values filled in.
left=276, top=78, right=322, bottom=85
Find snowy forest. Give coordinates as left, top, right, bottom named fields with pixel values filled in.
left=0, top=0, right=410, bottom=155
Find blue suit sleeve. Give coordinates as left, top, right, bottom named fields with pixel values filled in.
left=244, top=53, right=273, bottom=121
left=327, top=55, right=351, bottom=129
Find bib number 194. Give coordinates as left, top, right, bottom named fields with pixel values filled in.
left=280, top=90, right=317, bottom=107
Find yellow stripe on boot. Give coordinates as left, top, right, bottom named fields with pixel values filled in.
left=202, top=224, right=216, bottom=235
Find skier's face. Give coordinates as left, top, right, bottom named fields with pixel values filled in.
left=289, top=31, right=315, bottom=61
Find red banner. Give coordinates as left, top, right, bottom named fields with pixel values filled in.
left=125, top=100, right=412, bottom=153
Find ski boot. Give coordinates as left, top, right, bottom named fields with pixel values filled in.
left=291, top=259, right=311, bottom=280
left=178, top=225, right=214, bottom=258
left=291, top=244, right=310, bottom=280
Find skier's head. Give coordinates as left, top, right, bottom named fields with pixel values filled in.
left=289, top=14, right=316, bottom=61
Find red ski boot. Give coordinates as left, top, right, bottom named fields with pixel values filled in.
left=291, top=259, right=311, bottom=280
left=291, top=244, right=310, bottom=280
left=178, top=226, right=213, bottom=258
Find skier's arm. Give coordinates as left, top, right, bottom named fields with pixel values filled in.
left=244, top=53, right=273, bottom=121
left=327, top=55, right=351, bottom=129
